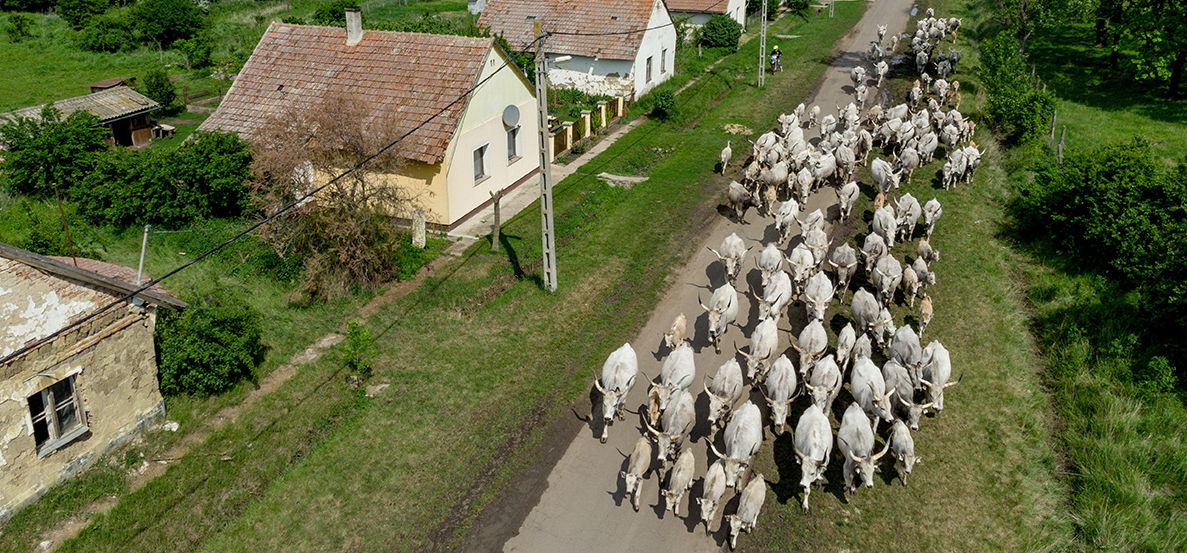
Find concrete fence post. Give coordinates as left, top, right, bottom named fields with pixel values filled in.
left=615, top=96, right=625, bottom=118
left=562, top=121, right=574, bottom=153
left=596, top=101, right=608, bottom=128
left=412, top=209, right=426, bottom=248
left=580, top=110, right=592, bottom=138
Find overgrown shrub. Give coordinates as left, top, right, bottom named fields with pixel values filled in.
left=134, top=0, right=203, bottom=46
left=649, top=90, right=676, bottom=119
left=77, top=11, right=135, bottom=52
left=56, top=0, right=108, bottom=29
left=73, top=131, right=253, bottom=228
left=343, top=320, right=375, bottom=378
left=5, top=12, right=33, bottom=41
left=979, top=31, right=1054, bottom=143
left=0, top=106, right=110, bottom=197
left=174, top=32, right=213, bottom=68
left=8, top=198, right=101, bottom=257
left=311, top=0, right=354, bottom=26
left=140, top=68, right=178, bottom=113
left=156, top=286, right=266, bottom=396
left=699, top=15, right=741, bottom=51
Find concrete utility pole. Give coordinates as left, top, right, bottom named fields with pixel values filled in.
left=758, top=0, right=767, bottom=87
left=534, top=23, right=559, bottom=292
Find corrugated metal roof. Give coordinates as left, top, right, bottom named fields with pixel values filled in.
left=478, top=0, right=660, bottom=61
left=198, top=24, right=498, bottom=165
left=0, top=87, right=159, bottom=123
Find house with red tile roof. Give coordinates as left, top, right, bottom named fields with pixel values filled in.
left=667, top=0, right=746, bottom=32
left=199, top=10, right=539, bottom=229
left=479, top=0, right=678, bottom=99
left=0, top=242, right=185, bottom=521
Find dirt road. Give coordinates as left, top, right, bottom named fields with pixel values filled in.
left=496, top=1, right=915, bottom=551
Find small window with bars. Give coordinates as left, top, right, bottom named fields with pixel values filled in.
left=29, top=376, right=87, bottom=457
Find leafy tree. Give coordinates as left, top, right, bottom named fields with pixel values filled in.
left=141, top=68, right=178, bottom=112
left=5, top=12, right=33, bottom=41
left=980, top=32, right=1055, bottom=143
left=173, top=131, right=253, bottom=218
left=699, top=14, right=742, bottom=50
left=77, top=10, right=134, bottom=51
left=785, top=0, right=810, bottom=18
left=494, top=34, right=534, bottom=81
left=56, top=0, right=108, bottom=29
left=174, top=32, right=213, bottom=68
left=995, top=0, right=1092, bottom=53
left=156, top=285, right=266, bottom=396
left=134, top=0, right=203, bottom=46
left=0, top=106, right=110, bottom=196
left=1121, top=0, right=1187, bottom=97
left=310, top=0, right=354, bottom=26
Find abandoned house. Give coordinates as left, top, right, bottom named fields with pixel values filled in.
left=667, top=0, right=747, bottom=32
left=199, top=9, right=540, bottom=229
left=0, top=86, right=161, bottom=148
left=0, top=243, right=185, bottom=521
left=478, top=0, right=678, bottom=99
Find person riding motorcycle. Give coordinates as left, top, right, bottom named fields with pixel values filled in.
left=769, top=45, right=783, bottom=71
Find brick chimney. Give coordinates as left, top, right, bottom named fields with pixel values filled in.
left=345, top=7, right=363, bottom=46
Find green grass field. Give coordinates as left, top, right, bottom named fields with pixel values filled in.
left=11, top=7, right=877, bottom=553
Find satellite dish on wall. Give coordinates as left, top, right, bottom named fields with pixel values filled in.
left=503, top=105, right=520, bottom=127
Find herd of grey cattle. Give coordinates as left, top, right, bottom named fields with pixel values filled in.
left=593, top=10, right=977, bottom=550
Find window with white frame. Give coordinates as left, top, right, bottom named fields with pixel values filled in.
left=473, top=144, right=488, bottom=182
left=29, top=375, right=87, bottom=456
left=507, top=126, right=520, bottom=161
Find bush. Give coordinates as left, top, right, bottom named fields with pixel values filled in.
left=156, top=286, right=266, bottom=396
left=649, top=90, right=676, bottom=119
left=699, top=14, right=741, bottom=50
left=174, top=32, right=213, bottom=68
left=140, top=68, right=178, bottom=112
left=77, top=11, right=135, bottom=52
left=0, top=106, right=110, bottom=197
left=56, top=0, right=108, bottom=29
left=785, top=0, right=810, bottom=18
left=1138, top=356, right=1178, bottom=393
left=979, top=31, right=1054, bottom=144
left=343, top=320, right=375, bottom=378
left=8, top=198, right=101, bottom=257
left=134, top=0, right=203, bottom=46
left=311, top=0, right=354, bottom=26
left=5, top=12, right=33, bottom=41
left=746, top=0, right=780, bottom=19
left=73, top=131, right=253, bottom=228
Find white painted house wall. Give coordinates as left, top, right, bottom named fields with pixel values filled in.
left=443, top=46, right=539, bottom=224
left=631, top=0, right=677, bottom=98
left=546, top=56, right=635, bottom=98
left=671, top=0, right=747, bottom=32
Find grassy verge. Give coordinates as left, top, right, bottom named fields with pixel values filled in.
left=31, top=6, right=866, bottom=552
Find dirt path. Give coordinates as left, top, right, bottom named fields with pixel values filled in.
left=490, top=1, right=915, bottom=551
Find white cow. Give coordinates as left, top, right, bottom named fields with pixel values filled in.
left=828, top=243, right=859, bottom=300
left=698, top=460, right=728, bottom=533
left=792, top=319, right=828, bottom=376
left=704, top=358, right=745, bottom=436
left=889, top=420, right=920, bottom=486
left=922, top=198, right=943, bottom=236
left=728, top=473, right=767, bottom=550
left=763, top=355, right=799, bottom=434
left=803, top=271, right=835, bottom=323
left=792, top=404, right=833, bottom=512
left=652, top=343, right=696, bottom=414
left=621, top=436, right=653, bottom=511
left=701, top=282, right=739, bottom=354
left=805, top=354, right=842, bottom=414
left=662, top=447, right=696, bottom=515
left=837, top=403, right=890, bottom=494
left=645, top=388, right=695, bottom=469
left=739, top=317, right=779, bottom=380
left=756, top=243, right=784, bottom=287
left=921, top=340, right=960, bottom=411
left=594, top=343, right=638, bottom=443
left=709, top=232, right=750, bottom=282
left=757, top=270, right=793, bottom=322
left=837, top=181, right=860, bottom=221
left=774, top=199, right=801, bottom=243
left=835, top=323, right=856, bottom=372
left=711, top=401, right=763, bottom=489
left=851, top=355, right=895, bottom=431
left=872, top=255, right=904, bottom=307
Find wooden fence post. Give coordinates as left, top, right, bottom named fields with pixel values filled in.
left=1050, top=109, right=1056, bottom=140
left=1057, top=126, right=1067, bottom=165
left=490, top=190, right=501, bottom=251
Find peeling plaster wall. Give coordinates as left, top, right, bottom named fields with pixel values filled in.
left=0, top=304, right=164, bottom=522
left=545, top=56, right=636, bottom=98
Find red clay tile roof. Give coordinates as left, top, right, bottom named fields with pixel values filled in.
left=478, top=0, right=661, bottom=61
left=666, top=0, right=728, bottom=13
left=199, top=24, right=496, bottom=164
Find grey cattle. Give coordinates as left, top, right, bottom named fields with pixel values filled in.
left=851, top=356, right=895, bottom=430
left=850, top=65, right=867, bottom=88
left=774, top=199, right=801, bottom=243
left=918, top=131, right=940, bottom=163
left=895, top=192, right=922, bottom=241
left=872, top=206, right=897, bottom=249
left=805, top=354, right=842, bottom=414
left=797, top=208, right=826, bottom=236
left=711, top=401, right=763, bottom=488
left=804, top=227, right=831, bottom=270
left=792, top=319, right=828, bottom=376
left=871, top=157, right=901, bottom=193
left=862, top=233, right=888, bottom=274
left=820, top=114, right=838, bottom=138
left=921, top=340, right=960, bottom=411
left=652, top=342, right=696, bottom=414
left=875, top=60, right=889, bottom=87
left=795, top=167, right=814, bottom=201
left=922, top=198, right=943, bottom=237
left=883, top=358, right=931, bottom=430
left=901, top=265, right=921, bottom=308
left=709, top=232, right=749, bottom=283
left=698, top=461, right=728, bottom=533
left=758, top=270, right=793, bottom=322
left=852, top=332, right=873, bottom=364
left=889, top=420, right=920, bottom=486
left=836, top=144, right=857, bottom=180
left=874, top=305, right=896, bottom=348
left=837, top=403, right=890, bottom=494
left=835, top=323, right=856, bottom=372
left=701, top=282, right=739, bottom=354
left=621, top=436, right=653, bottom=511
left=704, top=358, right=745, bottom=436
left=872, top=255, right=904, bottom=307
left=837, top=181, right=860, bottom=221
left=756, top=243, right=784, bottom=287
left=786, top=244, right=816, bottom=297
left=594, top=343, right=639, bottom=443
left=739, top=317, right=779, bottom=380
left=728, top=473, right=766, bottom=550
left=662, top=447, right=696, bottom=515
left=851, top=288, right=881, bottom=337
left=726, top=181, right=753, bottom=221
left=895, top=146, right=922, bottom=184
left=912, top=256, right=936, bottom=294
left=828, top=243, right=859, bottom=300
left=645, top=388, right=695, bottom=469
left=764, top=355, right=800, bottom=434
left=890, top=324, right=924, bottom=385
left=792, top=404, right=833, bottom=512
left=803, top=271, right=835, bottom=323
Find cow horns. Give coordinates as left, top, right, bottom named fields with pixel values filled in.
left=593, top=377, right=607, bottom=395
left=944, top=372, right=964, bottom=388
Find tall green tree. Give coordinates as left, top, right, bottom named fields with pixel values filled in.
left=0, top=106, right=109, bottom=196
left=996, top=0, right=1092, bottom=53
left=56, top=0, right=108, bottom=29
left=141, top=68, right=178, bottom=112
left=1123, top=0, right=1187, bottom=97
left=134, top=0, right=203, bottom=46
